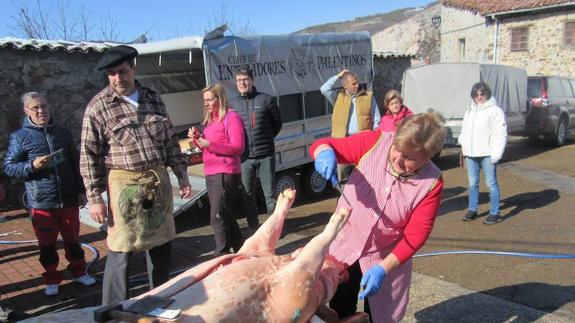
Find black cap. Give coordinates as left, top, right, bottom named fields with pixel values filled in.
left=95, top=45, right=138, bottom=71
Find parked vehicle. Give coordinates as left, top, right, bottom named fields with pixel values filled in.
left=132, top=29, right=373, bottom=200
left=402, top=63, right=528, bottom=146
left=526, top=75, right=575, bottom=146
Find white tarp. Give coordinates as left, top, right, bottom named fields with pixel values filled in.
left=402, top=63, right=527, bottom=119
left=203, top=32, right=373, bottom=96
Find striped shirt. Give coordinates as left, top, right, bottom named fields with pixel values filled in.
left=80, top=83, right=187, bottom=204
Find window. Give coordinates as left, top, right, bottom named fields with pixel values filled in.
left=565, top=21, right=575, bottom=46
left=511, top=28, right=529, bottom=51
left=278, top=94, right=303, bottom=123
left=458, top=38, right=466, bottom=61
left=560, top=78, right=574, bottom=97
left=547, top=78, right=565, bottom=97
left=304, top=91, right=326, bottom=119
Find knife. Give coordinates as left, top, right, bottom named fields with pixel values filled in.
left=330, top=175, right=352, bottom=207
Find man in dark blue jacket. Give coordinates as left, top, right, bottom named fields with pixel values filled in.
left=3, top=92, right=95, bottom=296
left=230, top=68, right=282, bottom=231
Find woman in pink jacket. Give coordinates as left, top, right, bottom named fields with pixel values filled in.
left=378, top=90, right=413, bottom=132
left=189, top=83, right=245, bottom=256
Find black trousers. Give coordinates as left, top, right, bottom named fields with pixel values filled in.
left=101, top=241, right=171, bottom=305
left=206, top=173, right=244, bottom=255
left=329, top=260, right=371, bottom=320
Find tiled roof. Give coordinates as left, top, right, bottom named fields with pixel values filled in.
left=0, top=37, right=118, bottom=53
left=441, top=0, right=575, bottom=15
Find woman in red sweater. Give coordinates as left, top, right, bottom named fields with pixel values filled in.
left=189, top=83, right=245, bottom=256
left=311, top=112, right=446, bottom=322
left=378, top=90, right=413, bottom=132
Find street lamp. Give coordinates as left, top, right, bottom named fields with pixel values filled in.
left=431, top=15, right=442, bottom=28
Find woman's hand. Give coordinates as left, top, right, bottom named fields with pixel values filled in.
left=314, top=149, right=337, bottom=185
left=188, top=127, right=200, bottom=140
left=195, top=137, right=210, bottom=149
left=358, top=264, right=387, bottom=300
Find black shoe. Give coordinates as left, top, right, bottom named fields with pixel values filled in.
left=483, top=214, right=503, bottom=225
left=462, top=210, right=478, bottom=222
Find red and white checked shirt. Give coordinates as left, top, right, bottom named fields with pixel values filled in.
left=80, top=84, right=188, bottom=205
left=310, top=130, right=443, bottom=264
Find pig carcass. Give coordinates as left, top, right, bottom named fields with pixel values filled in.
left=24, top=189, right=368, bottom=323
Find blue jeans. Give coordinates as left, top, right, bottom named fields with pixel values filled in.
left=465, top=156, right=500, bottom=215
left=241, top=156, right=277, bottom=228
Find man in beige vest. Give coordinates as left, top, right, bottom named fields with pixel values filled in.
left=321, top=69, right=381, bottom=181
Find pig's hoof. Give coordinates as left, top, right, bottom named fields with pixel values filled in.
left=326, top=207, right=351, bottom=234
left=275, top=189, right=296, bottom=212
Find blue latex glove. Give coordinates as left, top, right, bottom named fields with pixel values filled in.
left=314, top=149, right=338, bottom=185
left=358, top=264, right=387, bottom=300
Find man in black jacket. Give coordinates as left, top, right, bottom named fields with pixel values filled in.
left=230, top=68, right=282, bottom=231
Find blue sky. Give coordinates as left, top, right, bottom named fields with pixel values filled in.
left=0, top=0, right=434, bottom=41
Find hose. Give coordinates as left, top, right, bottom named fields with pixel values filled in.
left=0, top=239, right=100, bottom=272
left=414, top=250, right=575, bottom=259
left=3, top=237, right=574, bottom=285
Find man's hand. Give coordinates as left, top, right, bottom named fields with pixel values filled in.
left=89, top=202, right=107, bottom=224
left=314, top=149, right=337, bottom=183
left=32, top=155, right=50, bottom=171
left=336, top=69, right=349, bottom=79
left=179, top=178, right=192, bottom=199
left=358, top=264, right=387, bottom=300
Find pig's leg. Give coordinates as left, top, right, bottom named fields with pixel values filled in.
left=281, top=207, right=351, bottom=276
left=237, top=188, right=296, bottom=256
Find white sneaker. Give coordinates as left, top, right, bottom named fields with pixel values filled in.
left=45, top=284, right=59, bottom=296
left=74, top=274, right=96, bottom=286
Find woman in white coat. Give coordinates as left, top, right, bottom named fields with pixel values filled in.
left=458, top=82, right=508, bottom=225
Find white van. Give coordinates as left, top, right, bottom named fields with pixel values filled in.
left=402, top=63, right=528, bottom=146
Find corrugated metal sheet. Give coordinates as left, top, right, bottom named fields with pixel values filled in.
left=373, top=52, right=416, bottom=59
left=0, top=37, right=118, bottom=53
left=441, top=0, right=575, bottom=15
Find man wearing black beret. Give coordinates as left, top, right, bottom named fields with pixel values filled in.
left=80, top=45, right=193, bottom=305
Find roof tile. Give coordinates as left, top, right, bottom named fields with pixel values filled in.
left=441, top=0, right=575, bottom=15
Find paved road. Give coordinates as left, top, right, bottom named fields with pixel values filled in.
left=266, top=136, right=575, bottom=322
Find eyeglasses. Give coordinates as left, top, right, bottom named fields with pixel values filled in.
left=474, top=92, right=486, bottom=98
left=24, top=104, right=49, bottom=112
left=236, top=78, right=251, bottom=84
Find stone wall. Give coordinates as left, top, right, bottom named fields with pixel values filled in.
left=372, top=56, right=412, bottom=111
left=0, top=48, right=106, bottom=206
left=441, top=6, right=494, bottom=63
left=441, top=5, right=575, bottom=78
left=497, top=11, right=575, bottom=78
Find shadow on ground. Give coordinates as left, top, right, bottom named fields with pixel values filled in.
left=414, top=282, right=575, bottom=323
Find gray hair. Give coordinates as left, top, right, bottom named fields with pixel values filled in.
left=21, top=92, right=45, bottom=107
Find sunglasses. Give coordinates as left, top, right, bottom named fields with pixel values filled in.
left=474, top=92, right=486, bottom=98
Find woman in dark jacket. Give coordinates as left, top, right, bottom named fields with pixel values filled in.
left=3, top=92, right=95, bottom=296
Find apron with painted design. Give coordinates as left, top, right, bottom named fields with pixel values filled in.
left=106, top=166, right=175, bottom=252
left=329, top=133, right=440, bottom=322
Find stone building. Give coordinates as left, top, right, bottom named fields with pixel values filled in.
left=0, top=38, right=108, bottom=207
left=439, top=0, right=575, bottom=77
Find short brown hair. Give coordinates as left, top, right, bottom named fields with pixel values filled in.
left=384, top=89, right=403, bottom=109
left=393, top=111, right=446, bottom=158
